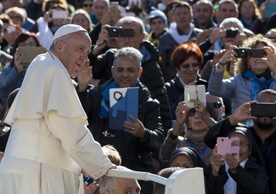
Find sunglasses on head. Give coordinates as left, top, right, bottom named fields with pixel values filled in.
left=83, top=3, right=93, bottom=7
left=211, top=101, right=222, bottom=108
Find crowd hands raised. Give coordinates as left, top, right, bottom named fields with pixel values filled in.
left=0, top=0, right=276, bottom=193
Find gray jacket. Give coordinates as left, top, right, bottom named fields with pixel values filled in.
left=208, top=65, right=276, bottom=113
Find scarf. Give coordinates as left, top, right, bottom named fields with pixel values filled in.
left=242, top=69, right=273, bottom=100
left=185, top=129, right=208, bottom=155
left=99, top=80, right=140, bottom=118
left=224, top=159, right=248, bottom=194
left=169, top=22, right=194, bottom=44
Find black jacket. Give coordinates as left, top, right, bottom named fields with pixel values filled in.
left=91, top=41, right=172, bottom=134
left=78, top=80, right=164, bottom=173
left=207, top=156, right=269, bottom=194
left=165, top=75, right=208, bottom=119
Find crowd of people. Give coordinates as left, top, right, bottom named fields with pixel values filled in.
left=0, top=0, right=276, bottom=193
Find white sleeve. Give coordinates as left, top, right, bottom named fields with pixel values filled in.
left=45, top=111, right=114, bottom=179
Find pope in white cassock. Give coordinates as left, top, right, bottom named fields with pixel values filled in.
left=0, top=24, right=114, bottom=194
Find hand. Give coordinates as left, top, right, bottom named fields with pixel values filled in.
left=14, top=49, right=24, bottom=73
left=212, top=49, right=226, bottom=66
left=263, top=46, right=276, bottom=75
left=101, top=8, right=114, bottom=25
left=43, top=9, right=53, bottom=23
left=229, top=101, right=256, bottom=125
left=218, top=45, right=238, bottom=69
left=210, top=145, right=224, bottom=177
left=3, top=25, right=22, bottom=44
left=175, top=101, right=190, bottom=126
left=84, top=180, right=99, bottom=194
left=110, top=6, right=122, bottom=25
left=97, top=24, right=110, bottom=45
left=225, top=153, right=239, bottom=174
left=210, top=27, right=226, bottom=43
left=123, top=115, right=146, bottom=139
left=191, top=99, right=216, bottom=126
left=77, top=59, right=92, bottom=91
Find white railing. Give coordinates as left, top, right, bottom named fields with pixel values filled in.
left=107, top=167, right=205, bottom=194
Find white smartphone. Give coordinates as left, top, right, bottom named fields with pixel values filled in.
left=110, top=1, right=118, bottom=8
left=52, top=10, right=68, bottom=19
left=184, top=85, right=206, bottom=108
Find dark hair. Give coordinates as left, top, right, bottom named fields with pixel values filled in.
left=238, top=0, right=260, bottom=21
left=173, top=1, right=193, bottom=14
left=171, top=42, right=203, bottom=70
left=9, top=32, right=40, bottom=67
left=153, top=167, right=182, bottom=194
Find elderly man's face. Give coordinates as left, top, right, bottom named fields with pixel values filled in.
left=111, top=56, right=142, bottom=88
left=58, top=31, right=91, bottom=78
left=114, top=178, right=141, bottom=194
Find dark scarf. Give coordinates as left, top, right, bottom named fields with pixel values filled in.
left=242, top=69, right=273, bottom=100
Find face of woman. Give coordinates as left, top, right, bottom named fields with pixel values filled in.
left=170, top=155, right=193, bottom=168
left=240, top=1, right=254, bottom=20
left=230, top=133, right=250, bottom=162
left=187, top=109, right=209, bottom=132
left=72, top=14, right=89, bottom=31
left=177, top=57, right=200, bottom=84
left=247, top=43, right=268, bottom=75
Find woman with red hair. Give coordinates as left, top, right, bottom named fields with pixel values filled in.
left=165, top=42, right=208, bottom=120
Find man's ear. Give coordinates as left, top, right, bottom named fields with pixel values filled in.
left=55, top=40, right=63, bottom=55
left=138, top=67, right=143, bottom=78
left=111, top=66, right=115, bottom=76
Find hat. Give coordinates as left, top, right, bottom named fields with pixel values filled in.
left=148, top=9, right=168, bottom=23
left=53, top=24, right=87, bottom=41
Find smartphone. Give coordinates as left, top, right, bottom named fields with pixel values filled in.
left=7, top=26, right=16, bottom=33
left=234, top=48, right=266, bottom=58
left=265, top=2, right=276, bottom=18
left=110, top=1, right=118, bottom=8
left=107, top=27, right=134, bottom=37
left=251, top=103, right=276, bottom=117
left=217, top=137, right=239, bottom=160
left=225, top=28, right=238, bottom=38
left=184, top=85, right=206, bottom=108
left=18, top=46, right=47, bottom=64
left=52, top=10, right=68, bottom=19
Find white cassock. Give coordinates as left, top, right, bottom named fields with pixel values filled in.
left=0, top=52, right=113, bottom=194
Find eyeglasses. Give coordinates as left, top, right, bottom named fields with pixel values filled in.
left=181, top=63, right=200, bottom=69
left=211, top=101, right=222, bottom=108
left=188, top=108, right=196, bottom=117
left=83, top=3, right=93, bottom=7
